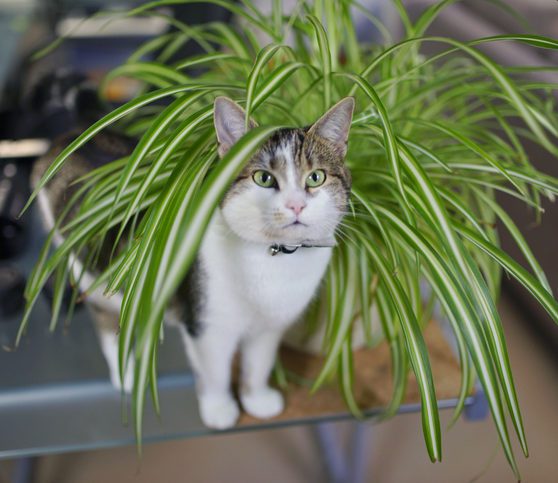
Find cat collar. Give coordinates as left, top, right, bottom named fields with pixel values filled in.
left=268, top=243, right=333, bottom=256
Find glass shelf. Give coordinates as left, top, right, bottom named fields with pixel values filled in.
left=0, top=295, right=477, bottom=460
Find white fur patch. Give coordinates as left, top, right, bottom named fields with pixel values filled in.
left=96, top=326, right=134, bottom=393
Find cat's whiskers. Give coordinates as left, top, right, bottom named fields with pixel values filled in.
left=333, top=223, right=358, bottom=245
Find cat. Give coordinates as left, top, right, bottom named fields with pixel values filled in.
left=32, top=96, right=354, bottom=429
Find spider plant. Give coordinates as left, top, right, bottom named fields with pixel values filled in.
left=18, top=0, right=558, bottom=477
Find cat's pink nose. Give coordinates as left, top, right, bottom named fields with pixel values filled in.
left=286, top=200, right=306, bottom=215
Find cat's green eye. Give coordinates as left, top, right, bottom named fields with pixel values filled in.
left=253, top=170, right=276, bottom=188
left=306, top=169, right=326, bottom=188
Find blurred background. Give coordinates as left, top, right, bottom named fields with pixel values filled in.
left=0, top=1, right=557, bottom=482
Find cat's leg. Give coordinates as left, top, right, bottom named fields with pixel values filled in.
left=239, top=329, right=285, bottom=419
left=88, top=306, right=134, bottom=393
left=179, top=325, right=241, bottom=429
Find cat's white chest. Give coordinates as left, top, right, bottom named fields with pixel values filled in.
left=199, top=211, right=332, bottom=332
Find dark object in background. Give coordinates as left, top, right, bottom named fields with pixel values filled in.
left=0, top=217, right=25, bottom=260
left=0, top=160, right=31, bottom=260
left=0, top=266, right=25, bottom=318
left=24, top=69, right=107, bottom=139
left=7, top=69, right=108, bottom=141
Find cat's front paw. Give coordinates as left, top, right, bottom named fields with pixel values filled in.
left=198, top=394, right=240, bottom=429
left=240, top=387, right=284, bottom=419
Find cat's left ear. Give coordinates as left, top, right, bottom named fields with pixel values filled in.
left=214, top=97, right=258, bottom=158
left=308, top=97, right=355, bottom=156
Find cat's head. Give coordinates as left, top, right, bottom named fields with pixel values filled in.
left=214, top=96, right=354, bottom=245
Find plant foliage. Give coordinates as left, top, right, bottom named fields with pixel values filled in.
left=20, top=0, right=558, bottom=476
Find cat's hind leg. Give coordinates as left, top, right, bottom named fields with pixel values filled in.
left=239, top=329, right=285, bottom=419
left=89, top=306, right=134, bottom=393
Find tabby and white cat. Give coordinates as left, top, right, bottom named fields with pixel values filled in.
left=33, top=96, right=354, bottom=429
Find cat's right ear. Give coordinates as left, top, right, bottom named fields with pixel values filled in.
left=214, top=97, right=257, bottom=158
left=308, top=97, right=354, bottom=157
